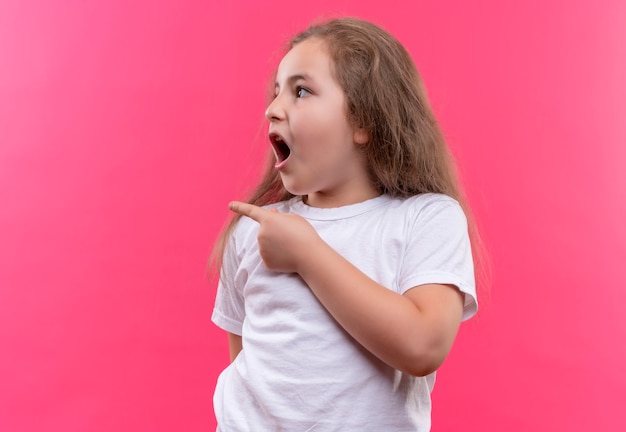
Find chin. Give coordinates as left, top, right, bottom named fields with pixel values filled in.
left=279, top=177, right=310, bottom=197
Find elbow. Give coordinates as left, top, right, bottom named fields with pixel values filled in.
left=402, top=359, right=442, bottom=377
left=399, top=344, right=450, bottom=377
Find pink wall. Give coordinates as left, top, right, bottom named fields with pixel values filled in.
left=1, top=0, right=624, bottom=430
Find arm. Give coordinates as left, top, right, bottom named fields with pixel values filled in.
left=228, top=332, right=243, bottom=362
left=297, top=238, right=464, bottom=376
left=229, top=201, right=465, bottom=377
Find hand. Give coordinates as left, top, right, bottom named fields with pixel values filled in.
left=229, top=201, right=320, bottom=273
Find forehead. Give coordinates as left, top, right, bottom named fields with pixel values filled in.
left=275, top=38, right=333, bottom=82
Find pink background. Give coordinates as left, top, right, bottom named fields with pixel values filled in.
left=1, top=0, right=625, bottom=430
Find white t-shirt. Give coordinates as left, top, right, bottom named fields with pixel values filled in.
left=212, top=193, right=477, bottom=431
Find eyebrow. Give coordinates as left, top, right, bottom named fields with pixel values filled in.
left=274, top=73, right=312, bottom=89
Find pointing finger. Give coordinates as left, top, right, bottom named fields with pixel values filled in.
left=229, top=201, right=268, bottom=222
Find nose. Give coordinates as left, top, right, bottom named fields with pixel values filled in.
left=265, top=93, right=285, bottom=122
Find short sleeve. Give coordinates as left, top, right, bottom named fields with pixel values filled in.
left=398, top=197, right=477, bottom=321
left=212, top=225, right=246, bottom=335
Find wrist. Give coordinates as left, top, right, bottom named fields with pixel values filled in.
left=296, top=235, right=335, bottom=279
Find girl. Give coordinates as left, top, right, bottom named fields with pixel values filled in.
left=211, top=17, right=480, bottom=431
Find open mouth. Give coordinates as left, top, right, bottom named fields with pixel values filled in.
left=269, top=133, right=291, bottom=163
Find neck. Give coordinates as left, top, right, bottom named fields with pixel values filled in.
left=304, top=185, right=381, bottom=209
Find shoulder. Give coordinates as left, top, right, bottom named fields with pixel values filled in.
left=396, top=193, right=467, bottom=229
left=404, top=192, right=462, bottom=211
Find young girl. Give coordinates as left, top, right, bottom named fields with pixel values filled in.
left=211, top=17, right=480, bottom=431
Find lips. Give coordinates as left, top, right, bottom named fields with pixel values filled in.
left=269, top=132, right=291, bottom=164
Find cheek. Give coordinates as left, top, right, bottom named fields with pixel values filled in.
left=311, top=111, right=353, bottom=141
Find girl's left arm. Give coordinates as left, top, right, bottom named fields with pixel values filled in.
left=229, top=201, right=465, bottom=377
left=297, top=242, right=464, bottom=377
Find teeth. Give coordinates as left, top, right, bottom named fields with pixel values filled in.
left=270, top=133, right=290, bottom=162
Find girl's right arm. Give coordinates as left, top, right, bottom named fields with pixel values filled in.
left=228, top=333, right=242, bottom=362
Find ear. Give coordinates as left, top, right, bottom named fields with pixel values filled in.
left=353, top=127, right=369, bottom=145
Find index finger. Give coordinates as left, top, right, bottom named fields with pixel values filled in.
left=229, top=201, right=268, bottom=222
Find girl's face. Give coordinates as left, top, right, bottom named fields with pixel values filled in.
left=266, top=38, right=378, bottom=208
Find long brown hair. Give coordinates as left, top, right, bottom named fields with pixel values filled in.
left=210, top=17, right=488, bottom=293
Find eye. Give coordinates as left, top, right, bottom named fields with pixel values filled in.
left=295, top=86, right=311, bottom=98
